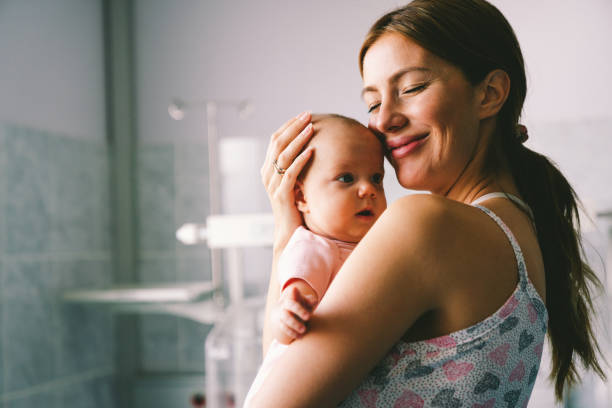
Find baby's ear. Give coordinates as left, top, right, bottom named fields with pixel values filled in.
left=294, top=181, right=309, bottom=213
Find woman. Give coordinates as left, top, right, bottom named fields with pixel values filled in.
left=254, top=1, right=604, bottom=406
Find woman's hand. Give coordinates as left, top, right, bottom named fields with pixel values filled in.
left=260, top=111, right=314, bottom=252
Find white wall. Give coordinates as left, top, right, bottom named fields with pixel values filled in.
left=492, top=0, right=612, bottom=123
left=135, top=0, right=404, bottom=143
left=491, top=0, right=612, bottom=218
left=0, top=0, right=106, bottom=140
left=135, top=0, right=612, bottom=210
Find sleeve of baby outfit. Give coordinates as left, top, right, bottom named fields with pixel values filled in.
left=277, top=227, right=337, bottom=302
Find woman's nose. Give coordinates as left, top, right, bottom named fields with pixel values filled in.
left=370, top=99, right=407, bottom=134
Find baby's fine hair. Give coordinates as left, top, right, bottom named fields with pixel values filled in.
left=310, top=113, right=364, bottom=128
left=308, top=113, right=383, bottom=147
left=298, top=113, right=382, bottom=181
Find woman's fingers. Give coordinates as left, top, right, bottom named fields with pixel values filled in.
left=274, top=111, right=312, bottom=167
left=261, top=112, right=312, bottom=186
left=268, top=147, right=314, bottom=249
left=275, top=123, right=313, bottom=172
left=277, top=146, right=314, bottom=193
left=259, top=112, right=314, bottom=251
left=261, top=116, right=298, bottom=177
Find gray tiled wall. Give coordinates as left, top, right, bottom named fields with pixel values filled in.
left=136, top=141, right=213, bottom=374
left=0, top=123, right=115, bottom=408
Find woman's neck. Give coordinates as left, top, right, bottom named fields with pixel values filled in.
left=441, top=154, right=519, bottom=205
left=441, top=121, right=521, bottom=204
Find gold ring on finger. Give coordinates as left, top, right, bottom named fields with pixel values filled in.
left=273, top=159, right=286, bottom=175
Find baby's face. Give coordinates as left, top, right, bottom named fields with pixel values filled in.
left=298, top=120, right=387, bottom=243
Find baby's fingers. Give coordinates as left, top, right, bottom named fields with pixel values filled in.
left=280, top=323, right=301, bottom=341
left=290, top=286, right=319, bottom=310
left=283, top=296, right=311, bottom=322
left=281, top=309, right=306, bottom=336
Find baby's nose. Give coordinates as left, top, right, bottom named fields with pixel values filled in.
left=357, top=182, right=377, bottom=198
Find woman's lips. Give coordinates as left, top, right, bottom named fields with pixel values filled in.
left=388, top=134, right=428, bottom=160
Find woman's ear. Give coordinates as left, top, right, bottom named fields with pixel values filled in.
left=295, top=181, right=309, bottom=213
left=477, top=69, right=510, bottom=120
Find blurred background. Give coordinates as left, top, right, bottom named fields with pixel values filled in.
left=0, top=0, right=611, bottom=407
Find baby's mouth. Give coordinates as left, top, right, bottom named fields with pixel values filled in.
left=356, top=209, right=374, bottom=217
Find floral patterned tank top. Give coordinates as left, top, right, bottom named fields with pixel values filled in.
left=339, top=193, right=548, bottom=408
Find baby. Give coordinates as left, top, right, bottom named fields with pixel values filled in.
left=244, top=114, right=387, bottom=406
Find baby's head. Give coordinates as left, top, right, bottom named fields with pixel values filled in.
left=296, top=114, right=387, bottom=243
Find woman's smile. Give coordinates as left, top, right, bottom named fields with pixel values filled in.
left=387, top=133, right=429, bottom=160
left=362, top=32, right=484, bottom=193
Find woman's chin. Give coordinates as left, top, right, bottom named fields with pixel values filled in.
left=395, top=168, right=424, bottom=191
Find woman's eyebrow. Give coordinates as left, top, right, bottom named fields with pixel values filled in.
left=361, top=66, right=431, bottom=98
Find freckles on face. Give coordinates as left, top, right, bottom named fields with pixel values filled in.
left=361, top=33, right=481, bottom=192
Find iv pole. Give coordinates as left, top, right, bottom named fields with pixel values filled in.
left=169, top=98, right=254, bottom=306
left=171, top=99, right=261, bottom=407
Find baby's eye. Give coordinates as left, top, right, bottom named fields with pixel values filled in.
left=372, top=173, right=384, bottom=184
left=337, top=173, right=354, bottom=183
left=367, top=103, right=380, bottom=113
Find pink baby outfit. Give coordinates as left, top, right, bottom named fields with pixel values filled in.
left=338, top=193, right=548, bottom=408
left=243, top=226, right=356, bottom=407
left=277, top=226, right=356, bottom=300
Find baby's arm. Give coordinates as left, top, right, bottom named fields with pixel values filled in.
left=273, top=278, right=319, bottom=345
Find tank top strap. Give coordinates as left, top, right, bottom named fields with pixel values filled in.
left=470, top=192, right=535, bottom=222
left=470, top=194, right=529, bottom=284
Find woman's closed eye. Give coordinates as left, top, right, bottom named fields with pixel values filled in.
left=366, top=84, right=428, bottom=113
left=337, top=173, right=355, bottom=183
left=401, top=83, right=427, bottom=96
left=367, top=102, right=380, bottom=114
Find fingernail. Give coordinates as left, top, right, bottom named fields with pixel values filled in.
left=300, top=123, right=313, bottom=135
left=298, top=111, right=310, bottom=122
left=305, top=294, right=317, bottom=305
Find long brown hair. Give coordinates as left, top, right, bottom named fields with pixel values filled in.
left=359, top=0, right=605, bottom=400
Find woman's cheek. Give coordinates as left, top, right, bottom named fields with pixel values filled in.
left=367, top=114, right=380, bottom=133
left=407, top=95, right=439, bottom=123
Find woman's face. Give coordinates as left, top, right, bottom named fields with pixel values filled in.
left=361, top=32, right=482, bottom=194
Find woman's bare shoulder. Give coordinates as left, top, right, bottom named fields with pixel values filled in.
left=374, top=194, right=496, bottom=282
left=387, top=192, right=472, bottom=214
left=349, top=195, right=469, bottom=291
left=378, top=194, right=525, bottom=337
left=379, top=193, right=476, bottom=243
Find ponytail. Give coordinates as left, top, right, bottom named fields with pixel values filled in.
left=359, top=0, right=606, bottom=399
left=503, top=134, right=606, bottom=399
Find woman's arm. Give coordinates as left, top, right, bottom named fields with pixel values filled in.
left=250, top=195, right=447, bottom=407
left=260, top=112, right=314, bottom=355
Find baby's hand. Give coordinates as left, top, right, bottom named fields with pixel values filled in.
left=274, top=282, right=318, bottom=344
